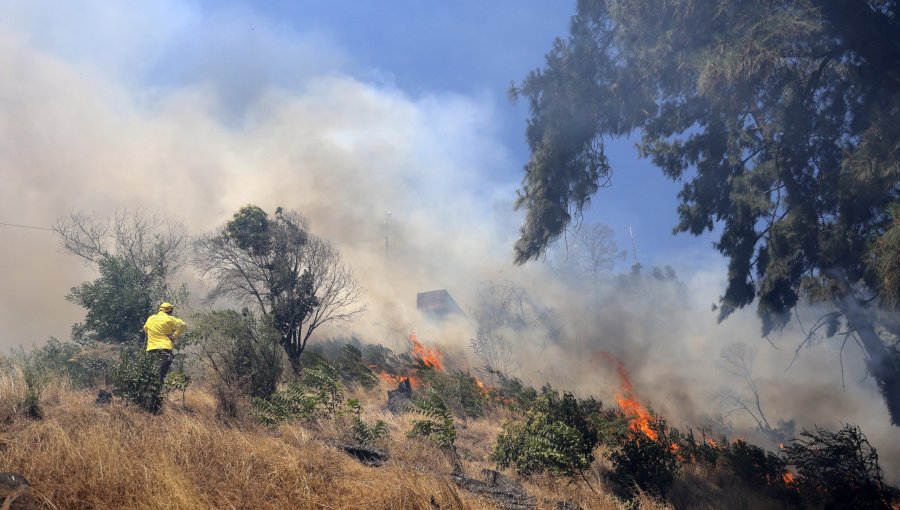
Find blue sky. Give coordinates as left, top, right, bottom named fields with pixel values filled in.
left=145, top=0, right=720, bottom=272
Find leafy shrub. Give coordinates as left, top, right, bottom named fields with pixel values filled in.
left=785, top=424, right=900, bottom=509
left=724, top=439, right=786, bottom=488
left=110, top=349, right=163, bottom=413
left=194, top=310, right=283, bottom=399
left=164, top=369, right=191, bottom=404
left=491, top=386, right=603, bottom=478
left=486, top=369, right=538, bottom=411
left=345, top=399, right=388, bottom=445
left=418, top=364, right=488, bottom=419
left=21, top=361, right=48, bottom=419
left=607, top=419, right=681, bottom=501
left=67, top=343, right=119, bottom=388
left=337, top=344, right=378, bottom=389
left=250, top=358, right=346, bottom=426
left=302, top=360, right=344, bottom=416
left=408, top=393, right=461, bottom=472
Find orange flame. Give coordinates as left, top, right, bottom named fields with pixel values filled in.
left=601, top=353, right=658, bottom=441
left=706, top=438, right=719, bottom=448
left=782, top=471, right=795, bottom=485
left=409, top=332, right=443, bottom=371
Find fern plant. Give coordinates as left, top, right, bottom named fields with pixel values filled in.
left=345, top=399, right=388, bottom=445
left=407, top=393, right=461, bottom=472
left=303, top=360, right=344, bottom=416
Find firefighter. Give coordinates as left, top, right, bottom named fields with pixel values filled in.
left=143, top=302, right=186, bottom=384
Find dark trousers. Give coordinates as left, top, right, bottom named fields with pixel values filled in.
left=149, top=349, right=173, bottom=385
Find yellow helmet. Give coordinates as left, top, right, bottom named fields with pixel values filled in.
left=159, top=302, right=174, bottom=313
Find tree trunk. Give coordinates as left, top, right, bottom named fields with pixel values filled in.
left=839, top=294, right=900, bottom=426
left=282, top=331, right=304, bottom=375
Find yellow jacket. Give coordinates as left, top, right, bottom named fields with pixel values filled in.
left=143, top=312, right=186, bottom=351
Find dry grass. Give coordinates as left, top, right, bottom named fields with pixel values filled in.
left=0, top=377, right=794, bottom=510
left=0, top=387, right=498, bottom=510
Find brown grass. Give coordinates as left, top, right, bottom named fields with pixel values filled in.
left=0, top=378, right=789, bottom=510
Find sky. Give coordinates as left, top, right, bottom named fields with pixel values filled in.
left=0, top=0, right=895, bottom=480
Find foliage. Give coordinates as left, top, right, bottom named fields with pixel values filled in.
left=407, top=393, right=458, bottom=452
left=785, top=424, right=900, bottom=509
left=194, top=310, right=283, bottom=399
left=345, top=399, right=388, bottom=445
left=196, top=205, right=365, bottom=372
left=251, top=384, right=321, bottom=427
left=491, top=386, right=603, bottom=477
left=68, top=256, right=154, bottom=345
left=56, top=210, right=189, bottom=345
left=417, top=364, right=488, bottom=419
left=302, top=360, right=345, bottom=416
left=512, top=0, right=900, bottom=423
left=21, top=358, right=48, bottom=419
left=110, top=349, right=163, bottom=413
left=723, top=440, right=787, bottom=489
left=337, top=344, right=378, bottom=389
left=486, top=369, right=539, bottom=411
left=607, top=420, right=681, bottom=501
left=250, top=357, right=346, bottom=426
left=164, top=369, right=191, bottom=405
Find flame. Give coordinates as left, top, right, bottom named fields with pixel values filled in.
left=706, top=438, right=719, bottom=448
left=409, top=332, right=443, bottom=370
left=782, top=471, right=795, bottom=485
left=601, top=353, right=658, bottom=441
left=475, top=378, right=488, bottom=394
left=778, top=442, right=785, bottom=449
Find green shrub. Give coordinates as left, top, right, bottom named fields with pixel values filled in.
left=418, top=365, right=488, bottom=419
left=194, top=310, right=283, bottom=399
left=250, top=358, right=346, bottom=426
left=21, top=361, right=48, bottom=419
left=250, top=384, right=321, bottom=427
left=491, top=386, right=604, bottom=478
left=724, top=439, right=786, bottom=488
left=337, top=344, right=379, bottom=389
left=408, top=393, right=461, bottom=472
left=110, top=349, right=163, bottom=413
left=164, top=369, right=191, bottom=405
left=345, top=399, right=388, bottom=445
left=607, top=419, right=680, bottom=501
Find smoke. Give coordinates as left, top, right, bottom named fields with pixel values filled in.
left=0, top=0, right=896, bottom=483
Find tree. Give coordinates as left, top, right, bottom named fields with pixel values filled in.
left=55, top=210, right=188, bottom=345
left=716, top=343, right=783, bottom=437
left=512, top=0, right=900, bottom=423
left=195, top=205, right=365, bottom=372
left=545, top=222, right=625, bottom=302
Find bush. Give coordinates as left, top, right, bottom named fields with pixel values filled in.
left=408, top=393, right=461, bottom=472
left=345, top=399, right=388, bottom=445
left=724, top=440, right=786, bottom=488
left=110, top=349, right=163, bottom=413
left=250, top=358, right=346, bottom=426
left=607, top=419, right=681, bottom=501
left=418, top=365, right=488, bottom=419
left=491, top=386, right=604, bottom=478
left=194, top=310, right=283, bottom=400
left=337, top=344, right=378, bottom=389
left=785, top=424, right=900, bottom=509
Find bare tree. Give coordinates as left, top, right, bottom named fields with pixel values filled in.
left=194, top=205, right=365, bottom=372
left=55, top=210, right=188, bottom=296
left=470, top=281, right=537, bottom=378
left=547, top=222, right=625, bottom=303
left=717, top=343, right=774, bottom=433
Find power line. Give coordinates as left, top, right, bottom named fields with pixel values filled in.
left=0, top=221, right=53, bottom=231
